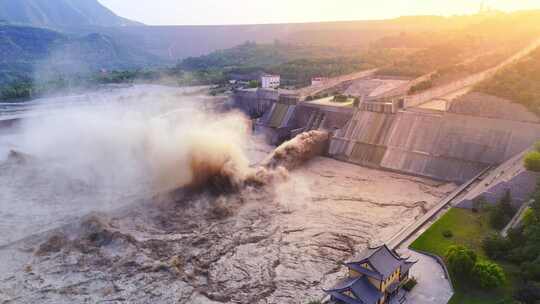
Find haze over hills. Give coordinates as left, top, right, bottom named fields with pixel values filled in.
left=1, top=0, right=540, bottom=102
left=0, top=25, right=162, bottom=86
left=0, top=0, right=141, bottom=28
left=92, top=15, right=499, bottom=61
left=2, top=0, right=540, bottom=62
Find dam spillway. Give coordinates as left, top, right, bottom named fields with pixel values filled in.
left=235, top=87, right=540, bottom=183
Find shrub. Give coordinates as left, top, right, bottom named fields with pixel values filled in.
left=472, top=260, right=506, bottom=289
left=523, top=208, right=538, bottom=227
left=524, top=151, right=540, bottom=172
left=402, top=277, right=418, bottom=291
left=248, top=80, right=260, bottom=88
left=442, top=230, right=453, bottom=238
left=445, top=245, right=477, bottom=277
left=333, top=94, right=348, bottom=103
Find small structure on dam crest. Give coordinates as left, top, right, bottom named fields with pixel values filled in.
left=325, top=245, right=416, bottom=304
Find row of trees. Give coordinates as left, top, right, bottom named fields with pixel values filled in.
left=0, top=67, right=229, bottom=102
left=444, top=180, right=540, bottom=303
left=480, top=180, right=540, bottom=303
left=446, top=245, right=506, bottom=289
left=178, top=42, right=410, bottom=88
left=0, top=74, right=130, bottom=101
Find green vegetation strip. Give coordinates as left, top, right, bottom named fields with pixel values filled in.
left=411, top=208, right=516, bottom=304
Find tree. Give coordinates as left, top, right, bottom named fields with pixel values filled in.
left=489, top=190, right=516, bottom=230
left=472, top=260, right=506, bottom=289
left=524, top=151, right=540, bottom=172
left=514, top=282, right=540, bottom=304
left=248, top=80, right=260, bottom=88
left=445, top=245, right=477, bottom=277
left=482, top=233, right=509, bottom=259
left=523, top=208, right=538, bottom=227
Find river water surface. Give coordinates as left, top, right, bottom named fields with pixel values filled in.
left=0, top=85, right=456, bottom=303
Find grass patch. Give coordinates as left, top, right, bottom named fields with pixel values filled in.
left=411, top=208, right=494, bottom=258
left=410, top=208, right=517, bottom=304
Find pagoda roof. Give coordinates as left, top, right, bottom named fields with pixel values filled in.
left=325, top=276, right=383, bottom=304
left=346, top=245, right=417, bottom=280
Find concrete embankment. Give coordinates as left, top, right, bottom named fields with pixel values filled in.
left=329, top=109, right=540, bottom=183
left=232, top=88, right=278, bottom=118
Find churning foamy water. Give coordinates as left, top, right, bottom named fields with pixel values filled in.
left=0, top=85, right=257, bottom=246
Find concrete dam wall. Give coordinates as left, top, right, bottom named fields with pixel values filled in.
left=233, top=88, right=278, bottom=118
left=330, top=109, right=540, bottom=182
left=233, top=88, right=540, bottom=183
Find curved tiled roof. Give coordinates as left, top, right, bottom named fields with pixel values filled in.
left=326, top=276, right=383, bottom=304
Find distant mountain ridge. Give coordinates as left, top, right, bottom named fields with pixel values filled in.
left=0, top=24, right=160, bottom=85
left=0, top=0, right=142, bottom=28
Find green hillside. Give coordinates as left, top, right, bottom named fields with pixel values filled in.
left=0, top=0, right=141, bottom=28
left=476, top=47, right=540, bottom=115
left=0, top=25, right=161, bottom=85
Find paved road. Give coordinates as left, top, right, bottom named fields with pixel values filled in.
left=404, top=249, right=453, bottom=304
left=295, top=69, right=377, bottom=99
left=387, top=166, right=490, bottom=249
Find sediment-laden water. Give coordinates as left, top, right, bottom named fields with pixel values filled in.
left=0, top=85, right=456, bottom=304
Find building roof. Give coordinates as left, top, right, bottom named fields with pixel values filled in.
left=346, top=245, right=416, bottom=280
left=328, top=291, right=364, bottom=304
left=346, top=262, right=383, bottom=280
left=400, top=261, right=416, bottom=275
left=350, top=277, right=383, bottom=304
left=325, top=276, right=383, bottom=304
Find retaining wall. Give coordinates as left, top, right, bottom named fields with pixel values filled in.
left=329, top=109, right=540, bottom=182
left=233, top=89, right=278, bottom=118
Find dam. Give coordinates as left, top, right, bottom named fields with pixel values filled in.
left=234, top=80, right=540, bottom=183
left=0, top=85, right=459, bottom=304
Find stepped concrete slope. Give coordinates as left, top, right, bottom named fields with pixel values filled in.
left=329, top=109, right=540, bottom=182
left=449, top=92, right=540, bottom=123
left=457, top=148, right=540, bottom=208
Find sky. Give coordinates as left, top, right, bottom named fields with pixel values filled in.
left=98, top=0, right=540, bottom=25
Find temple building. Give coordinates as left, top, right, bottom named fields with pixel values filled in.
left=325, top=245, right=416, bottom=304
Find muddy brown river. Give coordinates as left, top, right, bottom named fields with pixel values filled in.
left=0, top=86, right=456, bottom=304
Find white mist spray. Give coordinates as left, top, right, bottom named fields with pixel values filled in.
left=0, top=89, right=252, bottom=245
